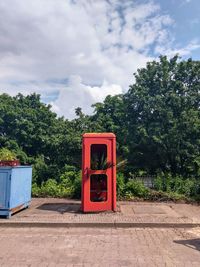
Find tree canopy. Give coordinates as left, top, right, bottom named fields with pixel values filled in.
left=0, top=56, right=199, bottom=185
left=124, top=56, right=200, bottom=176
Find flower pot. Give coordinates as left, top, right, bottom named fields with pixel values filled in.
left=0, top=160, right=20, bottom=167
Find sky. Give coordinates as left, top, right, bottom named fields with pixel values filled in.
left=0, top=0, right=199, bottom=119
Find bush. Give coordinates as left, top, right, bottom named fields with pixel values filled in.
left=62, top=164, right=77, bottom=173
left=31, top=183, right=41, bottom=197
left=154, top=173, right=199, bottom=198
left=32, top=178, right=74, bottom=198
left=60, top=170, right=81, bottom=198
left=31, top=168, right=200, bottom=202
left=72, top=171, right=82, bottom=199
left=0, top=148, right=16, bottom=160
left=125, top=179, right=149, bottom=198
left=147, top=190, right=189, bottom=202
left=174, top=178, right=193, bottom=197
left=2, top=141, right=29, bottom=164
left=32, top=156, right=49, bottom=185
left=14, top=149, right=29, bottom=164
left=40, top=179, right=59, bottom=197
left=117, top=172, right=125, bottom=199
left=154, top=175, right=163, bottom=191
left=32, top=170, right=81, bottom=198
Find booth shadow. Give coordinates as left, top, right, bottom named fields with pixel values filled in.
left=36, top=202, right=82, bottom=214
left=174, top=238, right=200, bottom=252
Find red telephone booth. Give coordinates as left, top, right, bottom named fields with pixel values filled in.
left=81, top=133, right=116, bottom=212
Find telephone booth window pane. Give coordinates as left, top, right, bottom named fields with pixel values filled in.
left=90, top=174, right=107, bottom=202
left=91, top=144, right=107, bottom=170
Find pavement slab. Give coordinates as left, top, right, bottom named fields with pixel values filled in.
left=0, top=198, right=200, bottom=227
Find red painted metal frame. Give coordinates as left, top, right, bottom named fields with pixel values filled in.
left=81, top=133, right=116, bottom=212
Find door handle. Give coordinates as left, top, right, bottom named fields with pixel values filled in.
left=86, top=168, right=89, bottom=179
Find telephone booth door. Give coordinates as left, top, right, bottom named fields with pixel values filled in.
left=82, top=133, right=116, bottom=212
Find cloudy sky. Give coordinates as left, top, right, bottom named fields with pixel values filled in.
left=0, top=0, right=200, bottom=119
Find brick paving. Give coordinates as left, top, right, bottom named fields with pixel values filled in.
left=0, top=227, right=200, bottom=266
left=1, top=198, right=200, bottom=225
left=1, top=199, right=200, bottom=266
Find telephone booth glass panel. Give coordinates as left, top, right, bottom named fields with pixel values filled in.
left=90, top=174, right=107, bottom=202
left=91, top=144, right=107, bottom=170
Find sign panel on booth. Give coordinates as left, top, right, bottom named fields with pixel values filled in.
left=81, top=133, right=116, bottom=212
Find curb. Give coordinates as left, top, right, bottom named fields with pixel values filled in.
left=0, top=222, right=200, bottom=228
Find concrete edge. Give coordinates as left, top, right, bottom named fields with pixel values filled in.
left=0, top=222, right=200, bottom=228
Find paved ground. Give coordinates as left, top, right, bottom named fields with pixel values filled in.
left=1, top=198, right=200, bottom=226
left=1, top=199, right=200, bottom=266
left=0, top=227, right=200, bottom=266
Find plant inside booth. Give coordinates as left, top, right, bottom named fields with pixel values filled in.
left=0, top=148, right=20, bottom=166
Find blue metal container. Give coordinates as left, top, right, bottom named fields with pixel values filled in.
left=0, top=166, right=32, bottom=218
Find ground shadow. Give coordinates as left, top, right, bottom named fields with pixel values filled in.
left=0, top=216, right=7, bottom=219
left=36, top=202, right=82, bottom=214
left=0, top=206, right=29, bottom=219
left=174, top=238, right=200, bottom=252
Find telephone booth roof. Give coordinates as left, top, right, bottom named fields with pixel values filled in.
left=83, top=133, right=116, bottom=138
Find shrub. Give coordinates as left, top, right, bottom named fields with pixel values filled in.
left=58, top=183, right=75, bottom=198
left=0, top=148, right=16, bottom=160
left=14, top=149, right=29, bottom=164
left=32, top=156, right=49, bottom=185
left=154, top=173, right=199, bottom=198
left=2, top=141, right=29, bottom=164
left=60, top=170, right=81, bottom=198
left=31, top=168, right=200, bottom=202
left=147, top=190, right=189, bottom=202
left=62, top=164, right=77, bottom=173
left=34, top=178, right=74, bottom=198
left=72, top=171, right=81, bottom=199
left=32, top=170, right=82, bottom=198
left=164, top=173, right=174, bottom=193
left=40, top=179, right=59, bottom=197
left=60, top=170, right=78, bottom=182
left=31, top=183, right=41, bottom=197
left=125, top=179, right=149, bottom=198
left=175, top=178, right=196, bottom=197
left=117, top=172, right=125, bottom=199
left=154, top=175, right=163, bottom=191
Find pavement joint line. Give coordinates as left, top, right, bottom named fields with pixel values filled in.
left=0, top=221, right=200, bottom=228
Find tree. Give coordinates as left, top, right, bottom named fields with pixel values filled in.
left=91, top=95, right=128, bottom=158
left=0, top=55, right=199, bottom=184
left=0, top=93, right=82, bottom=183
left=124, top=56, right=200, bottom=176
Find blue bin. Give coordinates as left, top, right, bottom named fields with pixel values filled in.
left=0, top=166, right=32, bottom=218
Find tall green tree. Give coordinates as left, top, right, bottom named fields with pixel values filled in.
left=91, top=95, right=128, bottom=158
left=124, top=56, right=200, bottom=176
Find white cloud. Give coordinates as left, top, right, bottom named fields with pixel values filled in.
left=179, top=0, right=192, bottom=7
left=155, top=40, right=200, bottom=57
left=51, top=75, right=122, bottom=119
left=0, top=0, right=199, bottom=118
